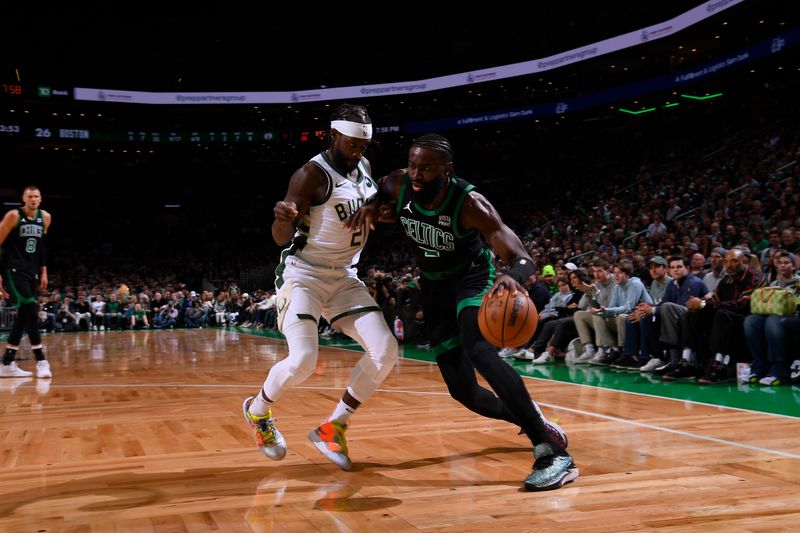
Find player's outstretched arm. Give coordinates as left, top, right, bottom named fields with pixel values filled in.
left=345, top=169, right=403, bottom=231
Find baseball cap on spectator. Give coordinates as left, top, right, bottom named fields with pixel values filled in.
left=564, top=262, right=578, bottom=271
left=732, top=245, right=751, bottom=256
left=189, top=291, right=197, bottom=297
left=648, top=256, right=668, bottom=267
left=712, top=247, right=727, bottom=256
left=542, top=265, right=556, bottom=277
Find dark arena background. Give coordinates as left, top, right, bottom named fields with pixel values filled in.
left=1, top=2, right=799, bottom=531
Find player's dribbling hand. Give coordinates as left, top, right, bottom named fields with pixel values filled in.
left=488, top=274, right=524, bottom=298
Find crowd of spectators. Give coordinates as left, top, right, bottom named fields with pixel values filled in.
left=2, top=83, right=798, bottom=388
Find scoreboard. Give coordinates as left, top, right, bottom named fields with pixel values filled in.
left=0, top=123, right=276, bottom=143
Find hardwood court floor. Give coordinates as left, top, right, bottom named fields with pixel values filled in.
left=0, top=329, right=799, bottom=531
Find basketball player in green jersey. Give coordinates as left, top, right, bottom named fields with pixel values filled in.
left=242, top=104, right=398, bottom=471
left=0, top=185, right=53, bottom=379
left=347, top=134, right=577, bottom=491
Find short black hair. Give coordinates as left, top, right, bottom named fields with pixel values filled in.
left=411, top=133, right=454, bottom=162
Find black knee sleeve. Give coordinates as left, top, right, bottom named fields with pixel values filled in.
left=8, top=307, right=26, bottom=346
left=20, top=302, right=42, bottom=345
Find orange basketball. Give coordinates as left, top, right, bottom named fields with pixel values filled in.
left=478, top=290, right=538, bottom=348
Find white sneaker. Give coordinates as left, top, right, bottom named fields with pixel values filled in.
left=581, top=345, right=597, bottom=359
left=639, top=358, right=664, bottom=372
left=0, top=362, right=33, bottom=377
left=499, top=347, right=523, bottom=358
left=573, top=351, right=595, bottom=364
left=532, top=352, right=554, bottom=365
left=589, top=349, right=608, bottom=365
left=36, top=360, right=52, bottom=379
left=758, top=375, right=782, bottom=386
left=99, top=325, right=105, bottom=331
left=513, top=349, right=536, bottom=361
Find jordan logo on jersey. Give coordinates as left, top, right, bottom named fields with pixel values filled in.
left=403, top=201, right=413, bottom=213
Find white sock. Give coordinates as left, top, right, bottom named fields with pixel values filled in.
left=584, top=343, right=596, bottom=353
left=715, top=352, right=725, bottom=363
left=682, top=347, right=694, bottom=361
left=249, top=390, right=273, bottom=417
left=330, top=399, right=356, bottom=425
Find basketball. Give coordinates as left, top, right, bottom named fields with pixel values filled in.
left=478, top=290, right=538, bottom=348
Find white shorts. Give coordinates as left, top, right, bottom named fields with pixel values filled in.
left=276, top=256, right=380, bottom=332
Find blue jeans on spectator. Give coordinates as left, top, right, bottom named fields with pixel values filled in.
left=744, top=314, right=800, bottom=380
left=623, top=315, right=659, bottom=361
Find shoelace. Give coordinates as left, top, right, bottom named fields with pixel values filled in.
left=256, top=417, right=277, bottom=444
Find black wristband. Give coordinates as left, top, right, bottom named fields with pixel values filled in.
left=506, top=257, right=534, bottom=285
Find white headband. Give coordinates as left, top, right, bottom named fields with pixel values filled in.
left=331, top=120, right=373, bottom=140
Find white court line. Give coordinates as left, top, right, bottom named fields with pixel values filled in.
left=369, top=386, right=800, bottom=460
left=397, top=354, right=800, bottom=421
left=544, top=401, right=800, bottom=460
left=248, top=331, right=800, bottom=422
left=44, top=331, right=800, bottom=459
left=36, top=381, right=800, bottom=460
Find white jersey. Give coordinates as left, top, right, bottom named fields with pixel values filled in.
left=280, top=152, right=378, bottom=273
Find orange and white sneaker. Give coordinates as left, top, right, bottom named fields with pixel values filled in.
left=242, top=396, right=287, bottom=460
left=308, top=419, right=351, bottom=470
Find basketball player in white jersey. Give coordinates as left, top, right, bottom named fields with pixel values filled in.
left=243, top=104, right=398, bottom=470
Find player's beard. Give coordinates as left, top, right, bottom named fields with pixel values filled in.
left=411, top=174, right=447, bottom=205
left=330, top=149, right=358, bottom=174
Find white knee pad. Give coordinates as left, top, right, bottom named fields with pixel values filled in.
left=337, top=312, right=399, bottom=402
left=263, top=313, right=319, bottom=402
